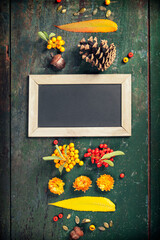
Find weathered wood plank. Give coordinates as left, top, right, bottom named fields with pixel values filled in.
left=11, top=0, right=148, bottom=239
left=0, top=0, right=10, bottom=239
left=150, top=0, right=160, bottom=239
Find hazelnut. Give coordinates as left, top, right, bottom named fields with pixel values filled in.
left=50, top=54, right=65, bottom=70
left=70, top=230, right=79, bottom=240
left=74, top=227, right=84, bottom=237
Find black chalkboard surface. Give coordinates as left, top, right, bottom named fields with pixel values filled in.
left=38, top=84, right=121, bottom=128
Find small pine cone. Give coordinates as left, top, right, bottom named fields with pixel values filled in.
left=78, top=36, right=116, bottom=71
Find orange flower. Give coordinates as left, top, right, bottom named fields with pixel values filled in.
left=73, top=176, right=92, bottom=193
left=96, top=174, right=114, bottom=192
left=48, top=177, right=65, bottom=195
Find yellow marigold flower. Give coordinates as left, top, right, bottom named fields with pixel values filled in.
left=73, top=176, right=92, bottom=193
left=48, top=177, right=65, bottom=195
left=96, top=174, right=114, bottom=192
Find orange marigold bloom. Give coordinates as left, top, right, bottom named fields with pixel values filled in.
left=48, top=177, right=65, bottom=195
left=73, top=176, right=92, bottom=193
left=96, top=174, right=114, bottom=192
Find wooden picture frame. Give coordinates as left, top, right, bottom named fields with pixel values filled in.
left=28, top=74, right=131, bottom=137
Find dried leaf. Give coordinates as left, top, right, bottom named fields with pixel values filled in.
left=75, top=216, right=80, bottom=224
left=93, top=8, right=98, bottom=15
left=82, top=218, right=91, bottom=223
left=63, top=225, right=69, bottom=231
left=57, top=5, right=62, bottom=11
left=109, top=220, right=113, bottom=227
left=99, top=6, right=106, bottom=11
left=79, top=8, right=86, bottom=13
left=67, top=213, right=71, bottom=219
left=104, top=222, right=109, bottom=228
left=38, top=31, right=48, bottom=42
left=98, top=226, right=106, bottom=231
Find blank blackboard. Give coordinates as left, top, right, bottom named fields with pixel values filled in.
left=38, top=84, right=121, bottom=127
left=28, top=74, right=131, bottom=137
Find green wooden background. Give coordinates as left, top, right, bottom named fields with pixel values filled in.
left=0, top=0, right=160, bottom=239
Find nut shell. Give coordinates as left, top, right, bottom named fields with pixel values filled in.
left=50, top=54, right=65, bottom=70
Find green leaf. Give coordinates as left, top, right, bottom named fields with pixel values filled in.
left=49, top=32, right=55, bottom=38
left=100, top=151, right=125, bottom=160
left=56, top=145, right=65, bottom=159
left=59, top=163, right=65, bottom=175
left=38, top=31, right=48, bottom=42
left=42, top=31, right=49, bottom=39
left=43, top=156, right=63, bottom=160
left=103, top=160, right=114, bottom=167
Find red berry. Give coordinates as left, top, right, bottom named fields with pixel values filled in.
left=110, top=149, right=113, bottom=152
left=97, top=162, right=102, bottom=168
left=101, top=153, right=105, bottom=157
left=110, top=158, right=114, bottom=162
left=58, top=213, right=63, bottom=219
left=87, top=152, right=91, bottom=157
left=53, top=216, right=58, bottom=222
left=95, top=159, right=99, bottom=164
left=99, top=144, right=104, bottom=148
left=87, top=148, right=92, bottom=153
left=84, top=153, right=87, bottom=157
left=53, top=140, right=58, bottom=145
left=104, top=163, right=109, bottom=168
left=120, top=173, right=125, bottom=178
left=107, top=148, right=110, bottom=152
left=91, top=157, right=95, bottom=164
left=91, top=149, right=95, bottom=154
left=128, top=52, right=134, bottom=58
left=56, top=0, right=61, bottom=3
left=103, top=144, right=107, bottom=148
left=103, top=149, right=107, bottom=153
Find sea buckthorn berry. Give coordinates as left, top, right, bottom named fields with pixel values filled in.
left=71, top=157, right=74, bottom=160
left=70, top=147, right=75, bottom=152
left=99, top=144, right=104, bottom=148
left=75, top=158, right=80, bottom=163
left=79, top=161, right=84, bottom=166
left=54, top=159, right=59, bottom=163
left=62, top=145, right=66, bottom=150
left=74, top=154, right=79, bottom=159
left=61, top=40, right=65, bottom=45
left=64, top=163, right=68, bottom=168
left=105, top=0, right=110, bottom=5
left=60, top=47, right=65, bottom=52
left=123, top=57, right=129, bottom=63
left=66, top=168, right=71, bottom=172
left=52, top=43, right=56, bottom=48
left=57, top=45, right=61, bottom=49
left=47, top=44, right=52, bottom=49
left=120, top=173, right=125, bottom=178
left=59, top=146, right=62, bottom=150
left=59, top=40, right=64, bottom=45
left=53, top=216, right=58, bottom=222
left=89, top=225, right=96, bottom=231
left=74, top=149, right=79, bottom=154
left=68, top=159, right=71, bottom=164
left=69, top=164, right=74, bottom=169
left=48, top=40, right=53, bottom=44
left=69, top=143, right=74, bottom=148
left=52, top=37, right=57, bottom=42
left=70, top=152, right=74, bottom=157
left=58, top=213, right=63, bottom=219
left=72, top=161, right=76, bottom=166
left=55, top=163, right=60, bottom=168
left=57, top=36, right=62, bottom=41
left=54, top=149, right=58, bottom=154
left=128, top=52, right=134, bottom=58
left=87, top=148, right=92, bottom=152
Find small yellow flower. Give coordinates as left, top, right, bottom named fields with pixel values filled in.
left=96, top=174, right=114, bottom=192
left=73, top=176, right=92, bottom=192
left=48, top=177, right=65, bottom=195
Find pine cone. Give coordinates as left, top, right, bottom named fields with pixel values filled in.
left=78, top=36, right=116, bottom=71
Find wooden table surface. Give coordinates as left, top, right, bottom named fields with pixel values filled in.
left=0, top=0, right=160, bottom=239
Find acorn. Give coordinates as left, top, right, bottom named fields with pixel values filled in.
left=50, top=54, right=65, bottom=70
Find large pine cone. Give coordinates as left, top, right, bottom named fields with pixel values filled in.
left=78, top=36, right=116, bottom=71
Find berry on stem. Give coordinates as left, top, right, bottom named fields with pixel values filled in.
left=53, top=140, right=58, bottom=145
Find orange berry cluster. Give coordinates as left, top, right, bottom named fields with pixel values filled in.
left=47, top=36, right=65, bottom=52
left=52, top=142, right=84, bottom=172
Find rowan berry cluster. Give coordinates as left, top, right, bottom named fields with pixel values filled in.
left=84, top=144, right=114, bottom=168
left=47, top=35, right=65, bottom=52
left=52, top=141, right=84, bottom=172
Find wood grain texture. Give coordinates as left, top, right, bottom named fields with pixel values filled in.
left=0, top=0, right=10, bottom=239
left=150, top=0, right=160, bottom=239
left=10, top=0, right=149, bottom=240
